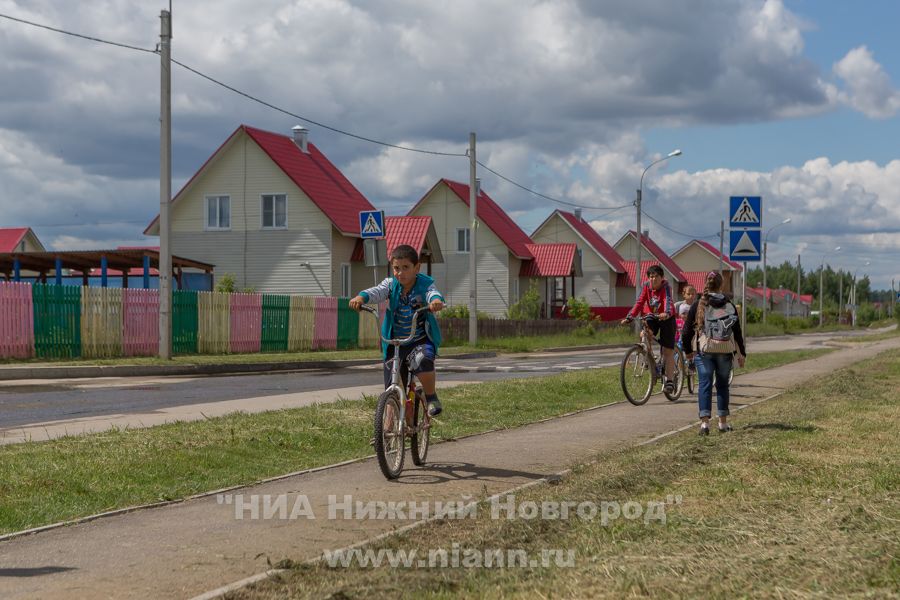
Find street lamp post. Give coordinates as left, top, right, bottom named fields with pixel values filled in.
left=818, top=246, right=841, bottom=327
left=762, top=218, right=791, bottom=325
left=635, top=150, right=681, bottom=328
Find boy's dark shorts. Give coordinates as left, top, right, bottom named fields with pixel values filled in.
left=648, top=317, right=676, bottom=349
left=384, top=339, right=436, bottom=388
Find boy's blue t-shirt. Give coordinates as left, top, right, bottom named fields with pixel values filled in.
left=391, top=288, right=427, bottom=342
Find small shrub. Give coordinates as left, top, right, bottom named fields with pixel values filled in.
left=215, top=273, right=236, bottom=293
left=507, top=280, right=541, bottom=320
left=566, top=296, right=592, bottom=322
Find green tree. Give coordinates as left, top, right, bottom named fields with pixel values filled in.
left=215, top=273, right=236, bottom=293
left=507, top=279, right=541, bottom=320
left=566, top=296, right=592, bottom=322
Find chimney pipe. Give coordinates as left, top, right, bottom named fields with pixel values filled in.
left=475, top=178, right=481, bottom=197
left=291, top=125, right=309, bottom=153
left=574, top=207, right=582, bottom=221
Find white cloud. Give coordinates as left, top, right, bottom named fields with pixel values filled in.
left=833, top=46, right=900, bottom=118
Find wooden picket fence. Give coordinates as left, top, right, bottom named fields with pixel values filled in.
left=0, top=282, right=34, bottom=358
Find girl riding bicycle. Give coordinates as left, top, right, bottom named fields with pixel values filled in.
left=349, top=244, right=445, bottom=416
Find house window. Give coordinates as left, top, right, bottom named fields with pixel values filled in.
left=341, top=264, right=351, bottom=298
left=261, top=194, right=287, bottom=229
left=456, top=228, right=470, bottom=253
left=206, top=195, right=231, bottom=230
left=513, top=279, right=519, bottom=302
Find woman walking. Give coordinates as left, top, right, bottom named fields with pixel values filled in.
left=682, top=272, right=746, bottom=435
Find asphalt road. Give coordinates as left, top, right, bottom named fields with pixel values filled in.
left=0, top=329, right=867, bottom=430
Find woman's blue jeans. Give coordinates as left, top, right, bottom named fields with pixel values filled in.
left=696, top=352, right=733, bottom=418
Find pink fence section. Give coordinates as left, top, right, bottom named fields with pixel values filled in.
left=0, top=282, right=34, bottom=359
left=312, top=296, right=338, bottom=350
left=122, top=288, right=159, bottom=357
left=230, top=293, right=262, bottom=353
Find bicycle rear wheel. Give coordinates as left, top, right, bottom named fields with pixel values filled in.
left=621, top=345, right=653, bottom=406
left=374, top=389, right=405, bottom=479
left=665, top=348, right=685, bottom=401
left=410, top=387, right=430, bottom=466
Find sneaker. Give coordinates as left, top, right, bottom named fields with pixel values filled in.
left=427, top=399, right=442, bottom=417
left=663, top=379, right=675, bottom=394
left=699, top=424, right=710, bottom=436
left=718, top=424, right=733, bottom=433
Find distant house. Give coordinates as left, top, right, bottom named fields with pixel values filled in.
left=671, top=239, right=743, bottom=296
left=408, top=179, right=580, bottom=317
left=144, top=125, right=376, bottom=296
left=0, top=227, right=46, bottom=279
left=746, top=287, right=810, bottom=317
left=613, top=231, right=687, bottom=301
left=0, top=227, right=45, bottom=253
left=531, top=209, right=626, bottom=315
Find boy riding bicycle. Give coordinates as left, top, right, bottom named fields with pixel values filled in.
left=349, top=244, right=445, bottom=416
left=620, top=265, right=677, bottom=394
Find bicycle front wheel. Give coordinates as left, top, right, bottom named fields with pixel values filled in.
left=410, top=388, right=430, bottom=466
left=374, top=389, right=405, bottom=480
left=665, top=348, right=686, bottom=401
left=621, top=345, right=653, bottom=406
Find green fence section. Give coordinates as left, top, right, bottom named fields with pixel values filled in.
left=172, top=290, right=198, bottom=355
left=336, top=297, right=359, bottom=350
left=261, top=294, right=290, bottom=352
left=32, top=284, right=82, bottom=359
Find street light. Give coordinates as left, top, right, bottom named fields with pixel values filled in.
left=635, top=149, right=681, bottom=324
left=762, top=217, right=791, bottom=325
left=851, top=261, right=870, bottom=327
left=819, top=246, right=841, bottom=327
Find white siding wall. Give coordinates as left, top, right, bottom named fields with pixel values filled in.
left=410, top=183, right=514, bottom=317
left=168, top=130, right=335, bottom=294
left=531, top=214, right=615, bottom=307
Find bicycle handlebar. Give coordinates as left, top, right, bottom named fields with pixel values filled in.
left=359, top=304, right=431, bottom=346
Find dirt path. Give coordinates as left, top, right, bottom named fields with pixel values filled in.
left=1, top=336, right=897, bottom=599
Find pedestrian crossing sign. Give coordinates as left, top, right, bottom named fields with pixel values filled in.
left=359, top=210, right=385, bottom=239
left=729, top=229, right=762, bottom=261
left=729, top=196, right=762, bottom=228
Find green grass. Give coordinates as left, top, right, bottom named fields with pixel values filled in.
left=0, top=348, right=833, bottom=534
left=235, top=349, right=900, bottom=600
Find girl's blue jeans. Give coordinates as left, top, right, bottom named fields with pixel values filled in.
left=696, top=352, right=733, bottom=418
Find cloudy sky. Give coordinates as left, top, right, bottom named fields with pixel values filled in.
left=2, top=0, right=899, bottom=289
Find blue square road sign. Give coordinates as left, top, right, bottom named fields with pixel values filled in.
left=729, top=196, right=762, bottom=229
left=729, top=229, right=762, bottom=262
left=359, top=210, right=385, bottom=239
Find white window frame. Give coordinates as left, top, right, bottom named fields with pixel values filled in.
left=456, top=227, right=471, bottom=253
left=340, top=263, right=351, bottom=298
left=260, top=193, right=288, bottom=229
left=205, top=195, right=231, bottom=230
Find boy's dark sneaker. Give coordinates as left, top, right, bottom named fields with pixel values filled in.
left=427, top=399, right=442, bottom=417
left=699, top=424, right=710, bottom=436
left=663, top=379, right=675, bottom=394
left=718, top=424, right=733, bottom=433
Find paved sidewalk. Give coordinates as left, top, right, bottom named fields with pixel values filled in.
left=1, top=336, right=897, bottom=599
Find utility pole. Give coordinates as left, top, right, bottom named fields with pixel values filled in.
left=468, top=132, right=477, bottom=345
left=796, top=254, right=801, bottom=317
left=159, top=10, right=172, bottom=359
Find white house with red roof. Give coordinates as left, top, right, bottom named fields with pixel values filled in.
left=530, top=209, right=626, bottom=313
left=613, top=231, right=688, bottom=301
left=0, top=227, right=45, bottom=254
left=408, top=179, right=581, bottom=317
left=144, top=125, right=377, bottom=295
left=671, top=239, right=743, bottom=296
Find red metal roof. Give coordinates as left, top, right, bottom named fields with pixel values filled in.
left=683, top=271, right=710, bottom=292
left=693, top=239, right=743, bottom=271
left=623, top=231, right=687, bottom=283
left=145, top=125, right=375, bottom=235
left=350, top=216, right=433, bottom=261
left=799, top=294, right=813, bottom=305
left=616, top=259, right=661, bottom=288
left=0, top=228, right=30, bottom=252
left=746, top=287, right=773, bottom=300
left=420, top=179, right=533, bottom=259
left=556, top=211, right=625, bottom=272
left=520, top=243, right=577, bottom=277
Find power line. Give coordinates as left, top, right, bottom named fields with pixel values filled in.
left=171, top=58, right=467, bottom=158
left=475, top=160, right=630, bottom=211
left=640, top=210, right=717, bottom=240
left=0, top=12, right=156, bottom=54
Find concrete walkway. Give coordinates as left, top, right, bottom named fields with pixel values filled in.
left=1, top=335, right=897, bottom=599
